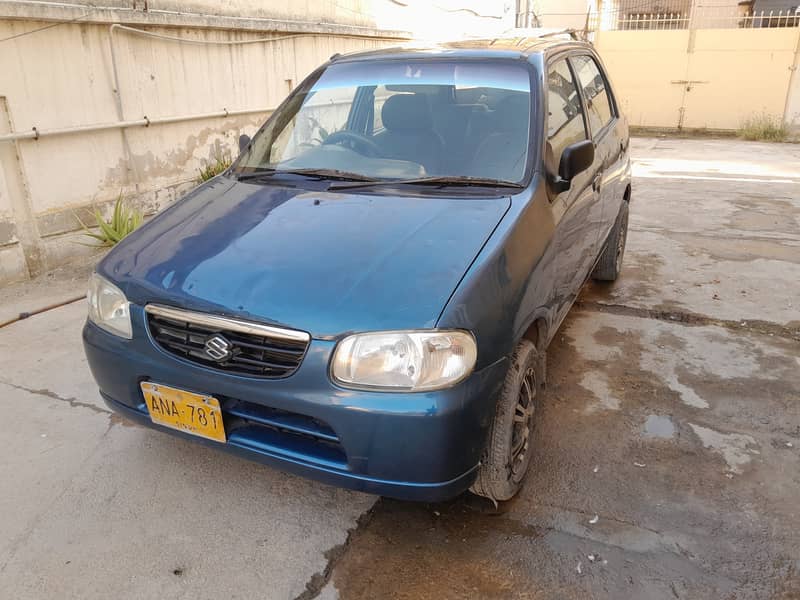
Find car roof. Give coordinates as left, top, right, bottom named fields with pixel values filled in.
left=331, top=35, right=593, bottom=65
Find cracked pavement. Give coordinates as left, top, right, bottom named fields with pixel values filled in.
left=1, top=137, right=799, bottom=599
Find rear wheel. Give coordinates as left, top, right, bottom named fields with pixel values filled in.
left=593, top=201, right=629, bottom=282
left=470, top=340, right=541, bottom=502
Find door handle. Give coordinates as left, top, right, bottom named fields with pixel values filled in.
left=592, top=173, right=602, bottom=192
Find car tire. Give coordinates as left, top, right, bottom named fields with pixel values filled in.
left=470, top=339, right=541, bottom=503
left=593, top=201, right=629, bottom=282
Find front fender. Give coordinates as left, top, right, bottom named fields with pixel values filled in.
left=436, top=176, right=558, bottom=368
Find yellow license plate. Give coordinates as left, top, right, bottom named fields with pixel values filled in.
left=141, top=382, right=226, bottom=443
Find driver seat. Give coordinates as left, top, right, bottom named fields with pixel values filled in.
left=374, top=94, right=444, bottom=174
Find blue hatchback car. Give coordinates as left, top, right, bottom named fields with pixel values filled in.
left=83, top=36, right=631, bottom=502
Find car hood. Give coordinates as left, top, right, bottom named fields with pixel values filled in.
left=99, top=177, right=510, bottom=337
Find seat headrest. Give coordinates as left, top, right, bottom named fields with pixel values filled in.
left=381, top=94, right=433, bottom=132
left=493, top=94, right=530, bottom=132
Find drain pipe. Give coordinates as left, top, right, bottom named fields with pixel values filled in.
left=0, top=294, right=86, bottom=329
left=0, top=107, right=273, bottom=143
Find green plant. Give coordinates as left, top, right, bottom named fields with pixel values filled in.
left=78, top=194, right=143, bottom=247
left=739, top=113, right=786, bottom=142
left=197, top=154, right=233, bottom=182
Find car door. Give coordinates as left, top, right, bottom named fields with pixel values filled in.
left=569, top=53, right=625, bottom=252
left=545, top=55, right=603, bottom=324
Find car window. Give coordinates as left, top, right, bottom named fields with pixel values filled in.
left=235, top=60, right=531, bottom=183
left=270, top=86, right=358, bottom=163
left=546, top=58, right=588, bottom=173
left=569, top=55, right=614, bottom=135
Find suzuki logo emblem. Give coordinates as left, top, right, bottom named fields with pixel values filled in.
left=204, top=334, right=232, bottom=361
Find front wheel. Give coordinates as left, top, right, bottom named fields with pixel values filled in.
left=593, top=201, right=629, bottom=282
left=470, top=340, right=541, bottom=502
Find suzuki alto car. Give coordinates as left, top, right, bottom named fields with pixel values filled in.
left=83, top=36, right=631, bottom=502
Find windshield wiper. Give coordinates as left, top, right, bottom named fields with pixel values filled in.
left=236, top=168, right=378, bottom=182
left=328, top=176, right=525, bottom=191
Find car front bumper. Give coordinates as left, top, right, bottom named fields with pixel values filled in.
left=82, top=305, right=508, bottom=501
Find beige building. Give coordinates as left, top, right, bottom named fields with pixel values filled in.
left=527, top=0, right=800, bottom=135
left=596, top=26, right=800, bottom=130
left=532, top=0, right=750, bottom=29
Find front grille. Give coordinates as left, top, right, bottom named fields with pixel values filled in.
left=224, top=399, right=347, bottom=469
left=145, top=305, right=309, bottom=378
left=131, top=392, right=347, bottom=470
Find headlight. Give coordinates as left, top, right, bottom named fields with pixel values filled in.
left=331, top=330, right=477, bottom=392
left=87, top=273, right=132, bottom=339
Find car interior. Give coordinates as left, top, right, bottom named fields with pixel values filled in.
left=240, top=78, right=533, bottom=184
left=369, top=86, right=531, bottom=181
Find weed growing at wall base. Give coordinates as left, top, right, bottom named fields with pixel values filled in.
left=198, top=155, right=233, bottom=182
left=739, top=113, right=787, bottom=142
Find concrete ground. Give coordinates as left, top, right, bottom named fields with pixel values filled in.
left=1, top=137, right=798, bottom=600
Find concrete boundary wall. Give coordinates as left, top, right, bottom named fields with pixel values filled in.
left=0, top=1, right=398, bottom=37
left=0, top=8, right=409, bottom=283
left=595, top=27, right=800, bottom=132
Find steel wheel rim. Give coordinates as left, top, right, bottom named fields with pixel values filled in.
left=508, top=367, right=536, bottom=482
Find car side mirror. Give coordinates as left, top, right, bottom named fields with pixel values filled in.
left=551, top=140, right=595, bottom=193
left=238, top=134, right=251, bottom=154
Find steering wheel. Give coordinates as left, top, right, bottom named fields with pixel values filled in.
left=322, top=130, right=382, bottom=157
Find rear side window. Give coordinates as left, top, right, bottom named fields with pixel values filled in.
left=570, top=55, right=614, bottom=135
left=546, top=59, right=587, bottom=173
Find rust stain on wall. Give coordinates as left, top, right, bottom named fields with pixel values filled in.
left=102, top=115, right=266, bottom=189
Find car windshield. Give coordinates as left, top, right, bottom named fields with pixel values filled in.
left=234, top=59, right=532, bottom=184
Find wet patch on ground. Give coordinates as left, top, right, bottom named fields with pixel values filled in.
left=581, top=224, right=800, bottom=329
left=643, top=415, right=675, bottom=439
left=668, top=232, right=800, bottom=264
left=727, top=197, right=800, bottom=237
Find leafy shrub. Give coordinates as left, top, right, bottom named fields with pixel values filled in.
left=739, top=113, right=786, bottom=142
left=79, top=194, right=143, bottom=247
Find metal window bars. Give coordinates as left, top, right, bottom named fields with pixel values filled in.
left=590, top=6, right=800, bottom=31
